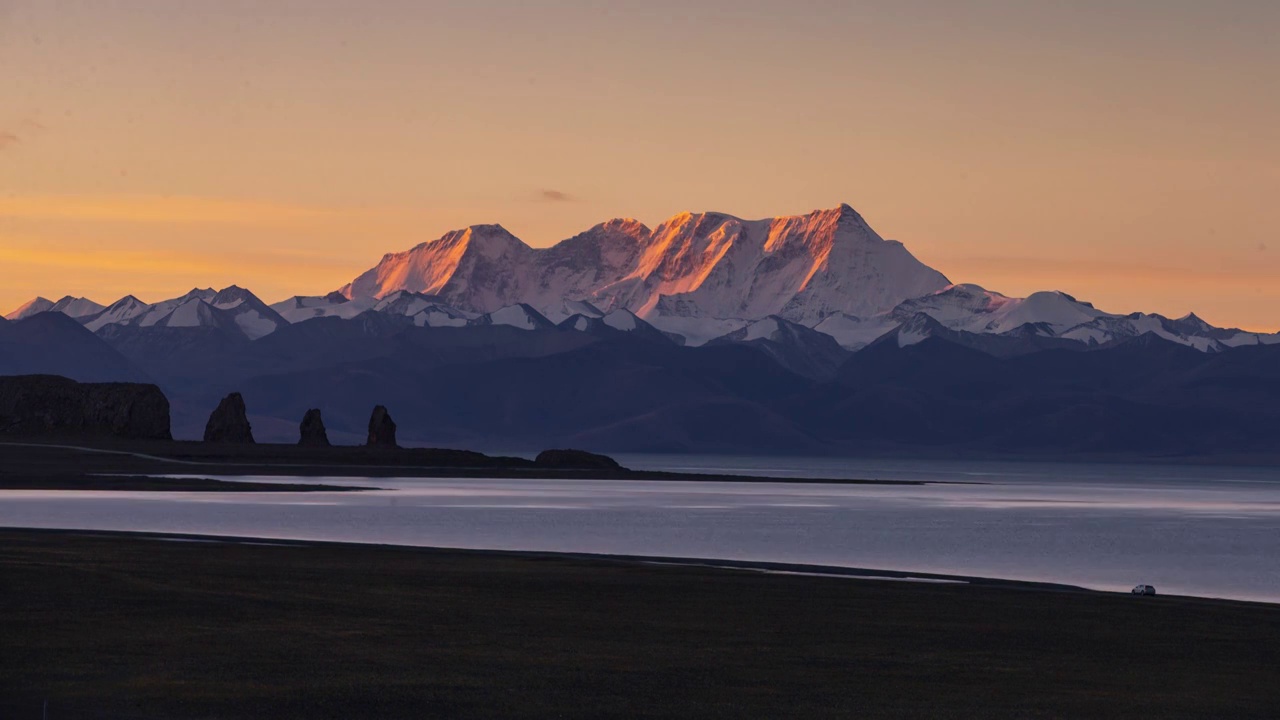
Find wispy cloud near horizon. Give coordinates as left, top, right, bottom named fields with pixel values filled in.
left=537, top=189, right=575, bottom=203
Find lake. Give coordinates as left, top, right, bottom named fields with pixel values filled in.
left=2, top=456, right=1278, bottom=602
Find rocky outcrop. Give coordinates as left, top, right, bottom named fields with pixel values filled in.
left=0, top=374, right=171, bottom=440
left=203, top=392, right=254, bottom=444
left=534, top=449, right=621, bottom=470
left=299, top=408, right=330, bottom=447
left=366, top=405, right=397, bottom=448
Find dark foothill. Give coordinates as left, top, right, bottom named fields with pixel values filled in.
left=203, top=392, right=255, bottom=444
left=367, top=405, right=398, bottom=448
left=299, top=408, right=330, bottom=447
left=0, top=374, right=172, bottom=440
left=534, top=448, right=621, bottom=470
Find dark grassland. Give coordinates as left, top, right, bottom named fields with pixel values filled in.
left=1, top=530, right=1278, bottom=719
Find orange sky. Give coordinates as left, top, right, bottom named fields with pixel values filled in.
left=1, top=1, right=1277, bottom=330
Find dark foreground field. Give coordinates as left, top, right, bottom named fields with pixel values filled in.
left=1, top=530, right=1278, bottom=719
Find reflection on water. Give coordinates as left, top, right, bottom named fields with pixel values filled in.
left=1, top=457, right=1278, bottom=602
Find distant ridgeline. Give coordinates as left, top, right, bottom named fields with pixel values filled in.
left=3, top=203, right=1280, bottom=457
left=0, top=375, right=171, bottom=440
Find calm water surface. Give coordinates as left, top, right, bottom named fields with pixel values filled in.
left=2, top=456, right=1278, bottom=602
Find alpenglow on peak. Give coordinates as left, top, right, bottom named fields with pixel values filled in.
left=337, top=205, right=950, bottom=327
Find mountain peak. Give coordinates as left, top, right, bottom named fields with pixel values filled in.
left=832, top=202, right=863, bottom=220
left=5, top=296, right=54, bottom=320
left=593, top=217, right=651, bottom=238
left=343, top=223, right=534, bottom=303
left=212, top=285, right=258, bottom=306
left=339, top=204, right=951, bottom=328
left=1174, top=311, right=1212, bottom=330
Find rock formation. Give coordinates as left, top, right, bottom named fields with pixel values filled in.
left=299, top=408, right=330, bottom=447
left=203, top=392, right=254, bottom=444
left=534, top=449, right=622, bottom=470
left=0, top=374, right=172, bottom=440
left=366, top=405, right=397, bottom=448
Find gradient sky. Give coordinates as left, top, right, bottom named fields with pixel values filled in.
left=2, top=0, right=1277, bottom=329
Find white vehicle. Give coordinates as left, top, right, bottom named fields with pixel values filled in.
left=1131, top=584, right=1157, bottom=596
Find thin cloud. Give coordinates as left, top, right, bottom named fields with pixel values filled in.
left=538, top=189, right=576, bottom=203
left=0, top=131, right=19, bottom=150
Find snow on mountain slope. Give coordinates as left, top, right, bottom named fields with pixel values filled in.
left=558, top=308, right=674, bottom=344
left=707, top=315, right=851, bottom=380
left=136, top=289, right=217, bottom=327
left=643, top=315, right=749, bottom=347
left=469, top=304, right=554, bottom=331
left=150, top=297, right=243, bottom=335
left=373, top=290, right=443, bottom=316
left=601, top=309, right=641, bottom=332
left=1219, top=330, right=1280, bottom=347
left=72, top=287, right=286, bottom=340
left=5, top=297, right=55, bottom=320
left=591, top=204, right=949, bottom=325
left=49, top=296, right=107, bottom=319
left=812, top=313, right=898, bottom=351
left=341, top=225, right=536, bottom=312
left=411, top=305, right=471, bottom=327
left=5, top=295, right=106, bottom=320
left=366, top=290, right=473, bottom=327
left=83, top=296, right=152, bottom=332
left=887, top=284, right=1108, bottom=335
left=203, top=286, right=288, bottom=339
left=271, top=292, right=377, bottom=323
left=1057, top=312, right=1278, bottom=352
left=530, top=219, right=650, bottom=319
left=337, top=205, right=949, bottom=343
left=808, top=282, right=1279, bottom=355
left=811, top=285, right=1109, bottom=350
left=544, top=299, right=607, bottom=325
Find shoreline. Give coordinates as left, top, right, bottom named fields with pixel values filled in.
left=0, top=439, right=934, bottom=485
left=6, top=526, right=1272, bottom=608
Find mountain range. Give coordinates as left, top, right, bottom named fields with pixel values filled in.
left=4, top=203, right=1278, bottom=456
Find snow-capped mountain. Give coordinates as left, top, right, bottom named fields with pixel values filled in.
left=593, top=205, right=949, bottom=325
left=372, top=291, right=473, bottom=327
left=708, top=316, right=850, bottom=379
left=17, top=287, right=289, bottom=341
left=557, top=308, right=675, bottom=344
left=4, top=296, right=107, bottom=321
left=545, top=299, right=607, bottom=325
left=207, top=286, right=289, bottom=339
left=468, top=304, right=555, bottom=331
left=133, top=289, right=217, bottom=327
left=5, top=297, right=57, bottom=320
left=341, top=224, right=536, bottom=311
left=6, top=203, right=1275, bottom=355
left=83, top=295, right=153, bottom=332
left=270, top=292, right=379, bottom=323
left=147, top=296, right=245, bottom=335
left=337, top=205, right=950, bottom=340
left=885, top=284, right=1106, bottom=335
left=808, top=282, right=1280, bottom=353
left=1060, top=312, right=1280, bottom=352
